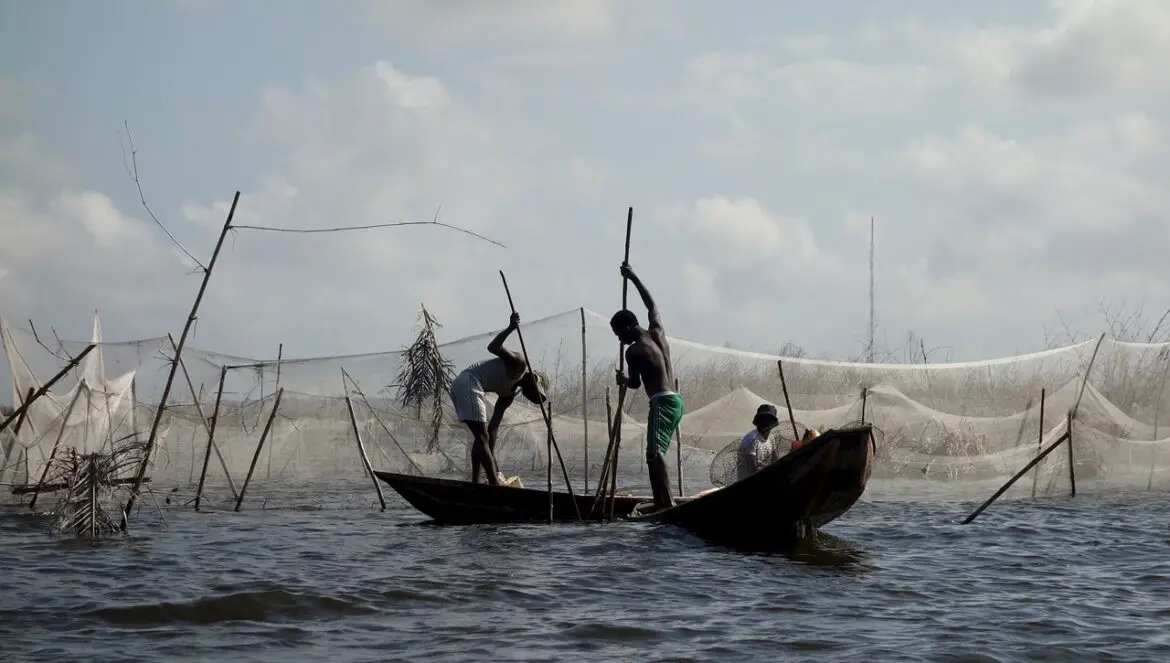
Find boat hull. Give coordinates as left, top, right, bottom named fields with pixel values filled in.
left=374, top=423, right=874, bottom=541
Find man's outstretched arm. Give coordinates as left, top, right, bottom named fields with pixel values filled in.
left=487, top=313, right=526, bottom=370
left=622, top=265, right=662, bottom=332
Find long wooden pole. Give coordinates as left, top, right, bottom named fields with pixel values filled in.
left=234, top=387, right=282, bottom=512
left=169, top=334, right=238, bottom=499
left=194, top=366, right=228, bottom=511
left=674, top=377, right=683, bottom=497
left=345, top=395, right=387, bottom=511
left=267, top=343, right=282, bottom=479
left=28, top=384, right=85, bottom=510
left=962, top=430, right=1071, bottom=524
left=580, top=307, right=588, bottom=493
left=124, top=191, right=241, bottom=529
left=776, top=360, right=799, bottom=440
left=1031, top=387, right=1045, bottom=499
left=0, top=344, right=95, bottom=435
left=1066, top=410, right=1076, bottom=497
left=596, top=207, right=633, bottom=519
left=498, top=271, right=580, bottom=523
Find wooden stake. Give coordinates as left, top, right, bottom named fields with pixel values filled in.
left=169, top=334, right=238, bottom=499
left=194, top=366, right=227, bottom=511
left=776, top=360, right=799, bottom=441
left=0, top=344, right=95, bottom=435
left=860, top=387, right=868, bottom=424
left=28, top=384, right=85, bottom=510
left=125, top=191, right=241, bottom=529
left=498, top=271, right=580, bottom=523
left=962, top=430, right=1071, bottom=524
left=1032, top=387, right=1045, bottom=499
left=1066, top=410, right=1076, bottom=497
left=345, top=395, right=387, bottom=511
left=234, top=387, right=282, bottom=512
left=580, top=307, right=588, bottom=493
left=267, top=343, right=282, bottom=479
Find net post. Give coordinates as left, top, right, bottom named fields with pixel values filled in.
left=1031, top=387, right=1045, bottom=499
left=859, top=387, right=868, bottom=424
left=345, top=395, right=387, bottom=511
left=1066, top=410, right=1076, bottom=497
left=776, top=360, right=799, bottom=440
left=267, top=343, right=283, bottom=480
left=0, top=343, right=95, bottom=435
left=28, top=385, right=85, bottom=511
left=581, top=307, right=588, bottom=494
left=195, top=366, right=228, bottom=511
left=234, top=387, right=283, bottom=512
left=124, top=190, right=241, bottom=530
left=170, top=334, right=239, bottom=500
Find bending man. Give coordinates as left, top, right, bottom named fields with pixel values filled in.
left=449, top=312, right=549, bottom=485
left=611, top=262, right=685, bottom=510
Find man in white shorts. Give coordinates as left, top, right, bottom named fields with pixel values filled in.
left=449, top=311, right=550, bottom=485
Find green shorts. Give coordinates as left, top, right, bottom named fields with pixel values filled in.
left=646, top=391, right=685, bottom=461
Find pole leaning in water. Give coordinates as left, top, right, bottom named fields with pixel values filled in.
left=594, top=207, right=633, bottom=520
left=498, top=271, right=581, bottom=523
left=123, top=191, right=241, bottom=530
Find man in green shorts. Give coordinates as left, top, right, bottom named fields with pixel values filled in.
left=611, top=262, right=685, bottom=511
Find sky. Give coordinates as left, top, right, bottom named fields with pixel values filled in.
left=2, top=0, right=1170, bottom=376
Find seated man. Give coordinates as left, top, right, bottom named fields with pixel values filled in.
left=449, top=312, right=550, bottom=486
left=737, top=403, right=782, bottom=482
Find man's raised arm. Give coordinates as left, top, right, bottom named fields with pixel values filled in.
left=487, top=312, right=526, bottom=369
left=621, top=263, right=662, bottom=332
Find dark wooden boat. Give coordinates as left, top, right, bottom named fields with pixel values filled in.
left=371, top=471, right=653, bottom=525
left=629, top=423, right=875, bottom=546
left=374, top=423, right=874, bottom=539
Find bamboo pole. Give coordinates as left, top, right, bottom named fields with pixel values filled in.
left=580, top=307, right=588, bottom=493
left=606, top=398, right=623, bottom=522
left=169, top=334, right=238, bottom=499
left=345, top=395, right=387, bottom=511
left=776, top=360, right=799, bottom=441
left=1066, top=410, right=1076, bottom=497
left=860, top=387, right=868, bottom=424
left=1032, top=388, right=1045, bottom=499
left=341, top=369, right=426, bottom=474
left=194, top=366, right=228, bottom=511
left=674, top=377, right=683, bottom=497
left=594, top=207, right=633, bottom=520
left=962, top=430, right=1071, bottom=524
left=28, top=384, right=85, bottom=510
left=267, top=343, right=282, bottom=479
left=0, top=344, right=95, bottom=435
left=498, top=271, right=580, bottom=523
left=124, top=191, right=241, bottom=529
left=234, top=386, right=282, bottom=512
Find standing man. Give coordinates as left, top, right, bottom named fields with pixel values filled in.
left=610, top=262, right=685, bottom=510
left=449, top=312, right=550, bottom=485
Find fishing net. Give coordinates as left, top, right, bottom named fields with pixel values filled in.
left=4, top=307, right=1170, bottom=512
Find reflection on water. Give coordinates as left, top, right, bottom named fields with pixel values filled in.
left=3, top=479, right=1170, bottom=662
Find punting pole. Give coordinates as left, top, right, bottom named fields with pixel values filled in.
left=962, top=430, right=1071, bottom=525
left=595, top=208, right=633, bottom=521
left=170, top=334, right=238, bottom=499
left=580, top=307, right=589, bottom=493
left=345, top=395, right=387, bottom=511
left=1031, top=388, right=1045, bottom=499
left=124, top=191, right=241, bottom=530
left=0, top=344, right=95, bottom=435
left=1066, top=410, right=1076, bottom=497
left=674, top=377, right=683, bottom=497
left=194, top=366, right=228, bottom=511
left=234, top=387, right=283, bottom=512
left=498, top=271, right=581, bottom=523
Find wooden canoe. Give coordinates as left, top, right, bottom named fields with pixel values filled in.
left=374, top=423, right=874, bottom=539
left=629, top=423, right=875, bottom=546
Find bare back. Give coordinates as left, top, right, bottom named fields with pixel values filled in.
left=626, top=327, right=674, bottom=397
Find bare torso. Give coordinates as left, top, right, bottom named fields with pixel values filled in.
left=626, top=328, right=674, bottom=397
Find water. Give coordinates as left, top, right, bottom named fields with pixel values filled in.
left=3, top=479, right=1170, bottom=663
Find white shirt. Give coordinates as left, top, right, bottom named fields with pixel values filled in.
left=736, top=428, right=777, bottom=482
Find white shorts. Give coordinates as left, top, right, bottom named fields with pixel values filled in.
left=450, top=370, right=488, bottom=424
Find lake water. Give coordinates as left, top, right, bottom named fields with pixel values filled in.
left=3, top=477, right=1169, bottom=663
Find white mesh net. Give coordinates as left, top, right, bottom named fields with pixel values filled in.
left=4, top=308, right=1170, bottom=511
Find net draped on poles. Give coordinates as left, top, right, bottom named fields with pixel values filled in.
left=4, top=307, right=1170, bottom=509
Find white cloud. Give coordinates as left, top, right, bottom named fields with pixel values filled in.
left=657, top=196, right=818, bottom=267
